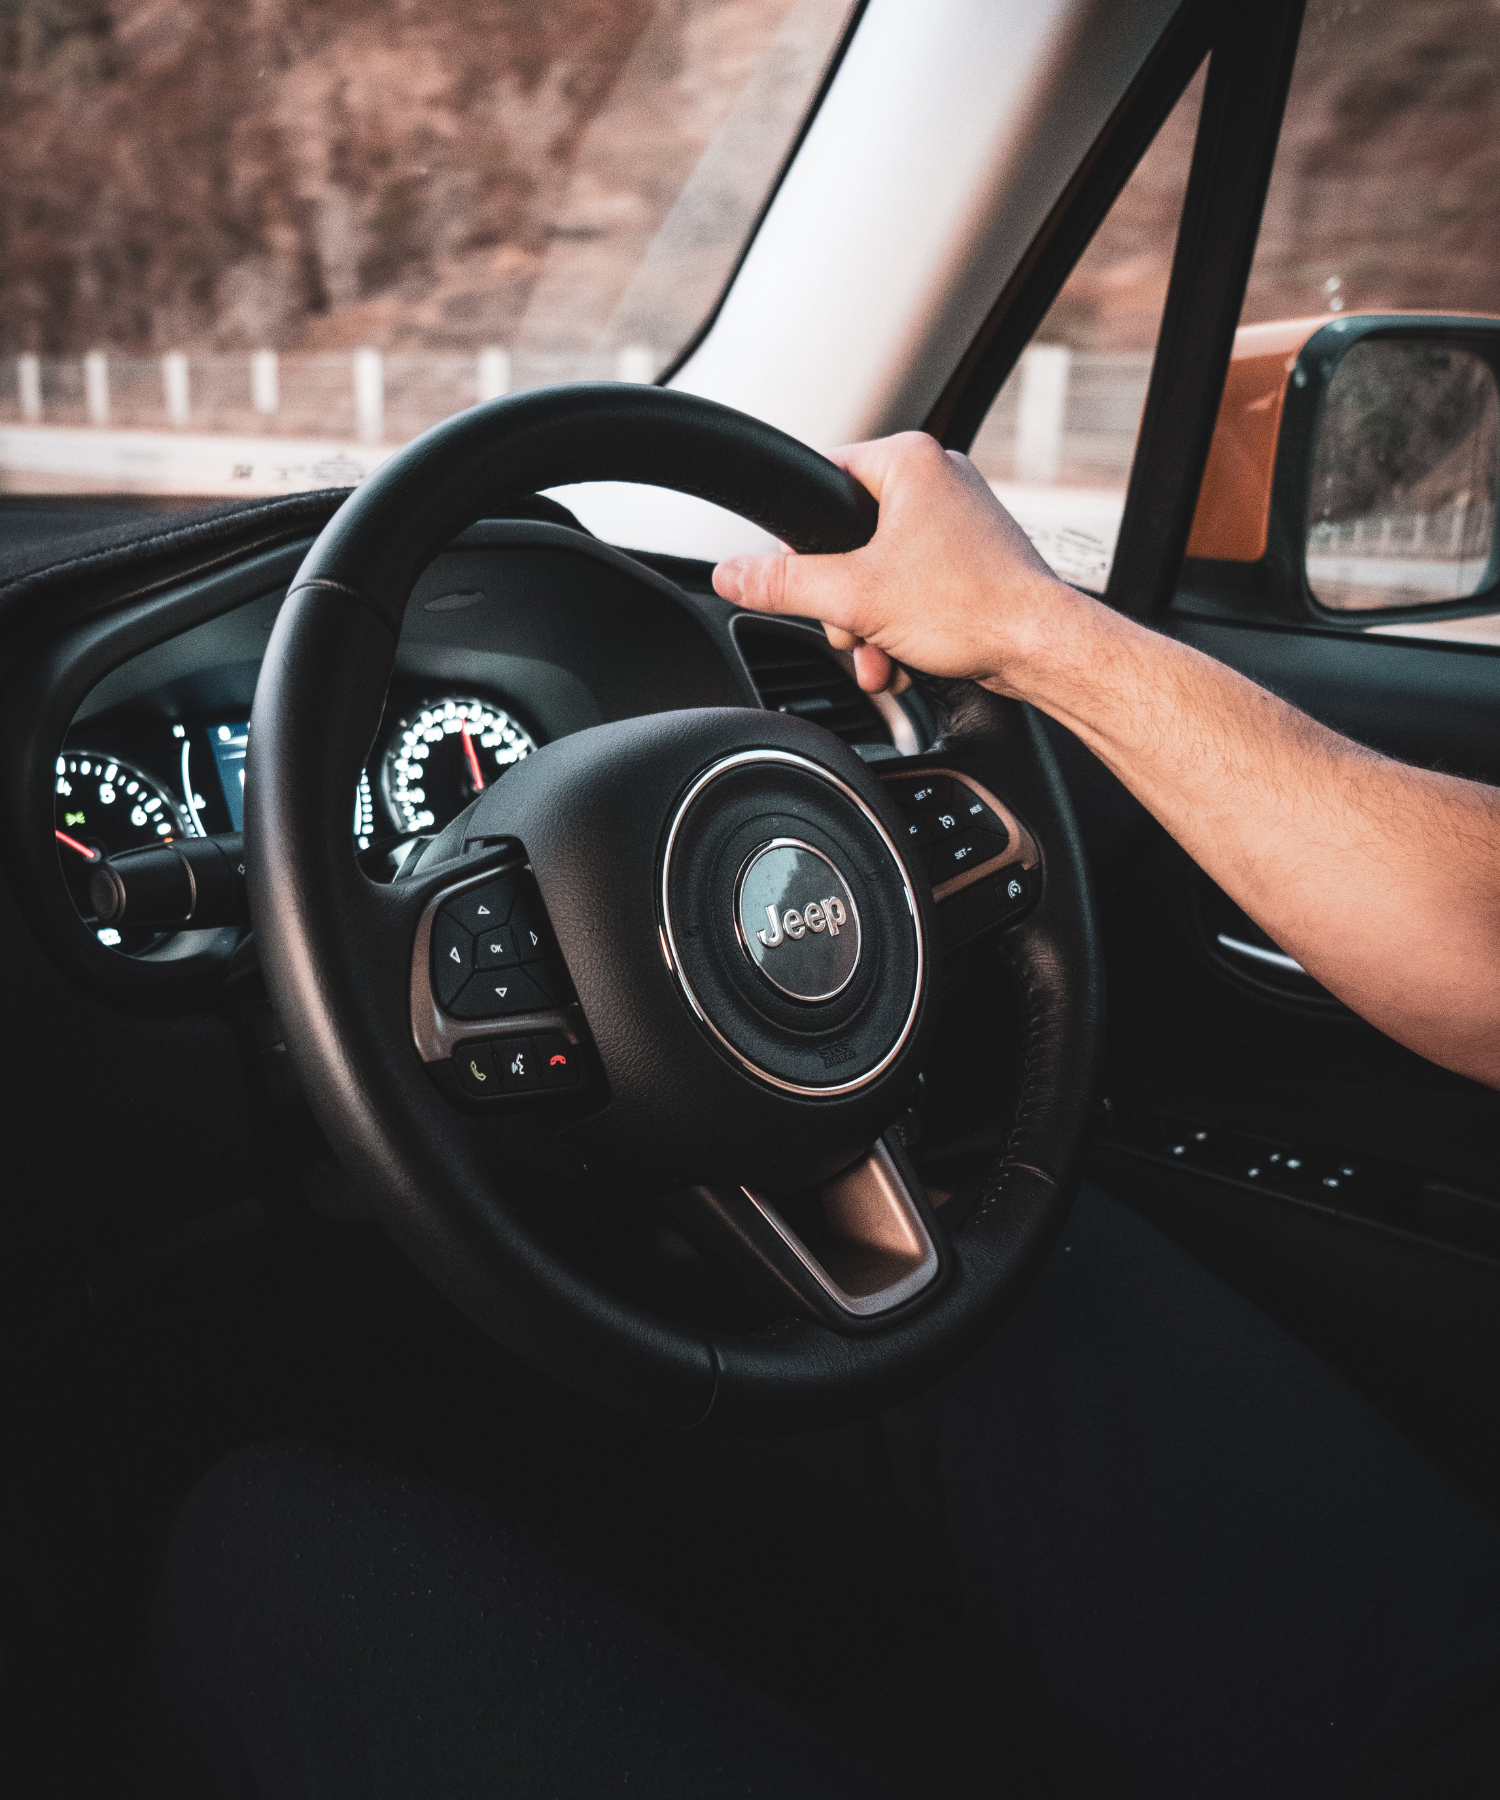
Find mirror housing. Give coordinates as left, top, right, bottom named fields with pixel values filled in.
left=1182, top=314, right=1500, bottom=626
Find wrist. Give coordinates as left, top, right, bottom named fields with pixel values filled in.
left=978, top=573, right=1110, bottom=704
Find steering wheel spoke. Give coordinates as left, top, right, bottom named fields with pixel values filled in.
left=876, top=762, right=1041, bottom=953
left=400, top=843, right=592, bottom=1097
left=245, top=385, right=1101, bottom=1429
left=660, top=1137, right=944, bottom=1332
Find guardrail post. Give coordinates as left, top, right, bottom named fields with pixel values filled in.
left=477, top=346, right=510, bottom=402
left=1015, top=344, right=1070, bottom=484
left=85, top=350, right=110, bottom=427
left=252, top=350, right=279, bottom=415
left=353, top=347, right=383, bottom=444
left=162, top=352, right=190, bottom=426
left=18, top=353, right=41, bottom=421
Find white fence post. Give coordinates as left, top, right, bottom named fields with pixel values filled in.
left=84, top=350, right=110, bottom=427
left=252, top=350, right=279, bottom=415
left=1014, top=344, right=1071, bottom=484
left=477, top=346, right=511, bottom=403
left=18, top=353, right=41, bottom=421
left=614, top=345, right=656, bottom=384
left=162, top=352, right=190, bottom=426
left=353, top=348, right=383, bottom=444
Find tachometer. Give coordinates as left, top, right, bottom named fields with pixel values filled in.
left=54, top=751, right=191, bottom=944
left=380, top=697, right=536, bottom=835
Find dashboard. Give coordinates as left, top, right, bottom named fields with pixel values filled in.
left=56, top=686, right=539, bottom=949
left=33, top=518, right=926, bottom=969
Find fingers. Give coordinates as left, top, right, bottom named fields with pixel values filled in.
left=829, top=430, right=943, bottom=500
left=715, top=432, right=951, bottom=614
left=712, top=550, right=792, bottom=609
left=851, top=642, right=896, bottom=692
left=713, top=548, right=869, bottom=640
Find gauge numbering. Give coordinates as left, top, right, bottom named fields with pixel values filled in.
left=381, top=697, right=535, bottom=835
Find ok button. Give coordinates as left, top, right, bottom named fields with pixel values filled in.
left=476, top=925, right=521, bottom=969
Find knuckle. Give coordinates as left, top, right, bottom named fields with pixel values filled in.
left=896, top=429, right=943, bottom=464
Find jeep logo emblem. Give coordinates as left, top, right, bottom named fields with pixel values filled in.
left=734, top=838, right=861, bottom=1003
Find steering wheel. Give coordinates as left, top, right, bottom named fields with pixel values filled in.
left=245, top=385, right=1102, bottom=1431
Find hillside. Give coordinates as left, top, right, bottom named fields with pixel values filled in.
left=1052, top=0, right=1500, bottom=352
left=2, top=0, right=1496, bottom=367
left=0, top=0, right=829, bottom=360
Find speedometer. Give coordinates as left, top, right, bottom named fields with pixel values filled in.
left=54, top=750, right=190, bottom=945
left=380, top=697, right=536, bottom=835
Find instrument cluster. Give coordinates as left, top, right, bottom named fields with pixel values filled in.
left=56, top=691, right=539, bottom=948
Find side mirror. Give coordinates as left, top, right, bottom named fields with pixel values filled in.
left=1185, top=315, right=1500, bottom=623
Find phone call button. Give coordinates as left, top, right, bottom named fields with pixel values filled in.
left=453, top=1040, right=498, bottom=1097
left=533, top=1032, right=581, bottom=1088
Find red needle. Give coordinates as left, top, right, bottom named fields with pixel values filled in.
left=461, top=724, right=485, bottom=793
left=55, top=829, right=100, bottom=861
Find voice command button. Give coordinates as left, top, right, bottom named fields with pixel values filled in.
left=497, top=1037, right=543, bottom=1093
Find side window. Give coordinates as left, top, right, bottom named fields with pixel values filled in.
left=1240, top=1, right=1500, bottom=332
left=1196, top=0, right=1500, bottom=621
left=965, top=68, right=1206, bottom=593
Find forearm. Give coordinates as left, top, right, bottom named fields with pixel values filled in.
left=997, top=587, right=1500, bottom=1086
left=713, top=433, right=1500, bottom=1086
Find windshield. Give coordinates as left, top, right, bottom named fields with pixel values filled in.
left=0, top=0, right=855, bottom=498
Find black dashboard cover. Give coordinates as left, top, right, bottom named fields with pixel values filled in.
left=0, top=489, right=588, bottom=678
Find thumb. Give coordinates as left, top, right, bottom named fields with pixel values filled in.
left=712, top=546, right=864, bottom=633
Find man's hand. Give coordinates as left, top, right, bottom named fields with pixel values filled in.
left=713, top=431, right=1075, bottom=697
left=714, top=428, right=1500, bottom=1090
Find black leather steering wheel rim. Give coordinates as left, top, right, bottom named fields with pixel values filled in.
left=245, top=384, right=1103, bottom=1431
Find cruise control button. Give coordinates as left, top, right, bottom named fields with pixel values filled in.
left=496, top=1036, right=543, bottom=1092
left=930, top=830, right=1008, bottom=884
left=449, top=966, right=555, bottom=1019
left=431, top=915, right=474, bottom=1008
left=447, top=877, right=516, bottom=935
left=889, top=774, right=952, bottom=814
left=475, top=924, right=520, bottom=970
left=952, top=785, right=1010, bottom=842
left=452, top=1039, right=498, bottom=1097
left=533, top=1032, right=582, bottom=1088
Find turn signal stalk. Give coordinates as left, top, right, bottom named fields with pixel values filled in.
left=89, top=832, right=248, bottom=929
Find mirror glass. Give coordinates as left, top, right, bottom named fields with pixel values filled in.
left=1305, top=340, right=1499, bottom=611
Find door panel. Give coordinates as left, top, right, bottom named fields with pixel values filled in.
left=1172, top=618, right=1500, bottom=781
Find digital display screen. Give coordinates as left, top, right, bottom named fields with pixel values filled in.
left=209, top=721, right=249, bottom=830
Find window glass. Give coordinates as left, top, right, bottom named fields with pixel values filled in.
left=966, top=67, right=1206, bottom=593
left=1229, top=0, right=1500, bottom=614
left=0, top=0, right=854, bottom=497
left=1241, top=0, right=1500, bottom=328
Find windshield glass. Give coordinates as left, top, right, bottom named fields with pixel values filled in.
left=0, top=0, right=854, bottom=498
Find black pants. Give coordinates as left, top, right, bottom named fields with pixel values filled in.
left=150, top=1188, right=1500, bottom=1799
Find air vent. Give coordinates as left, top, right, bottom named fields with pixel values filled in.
left=733, top=619, right=891, bottom=748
